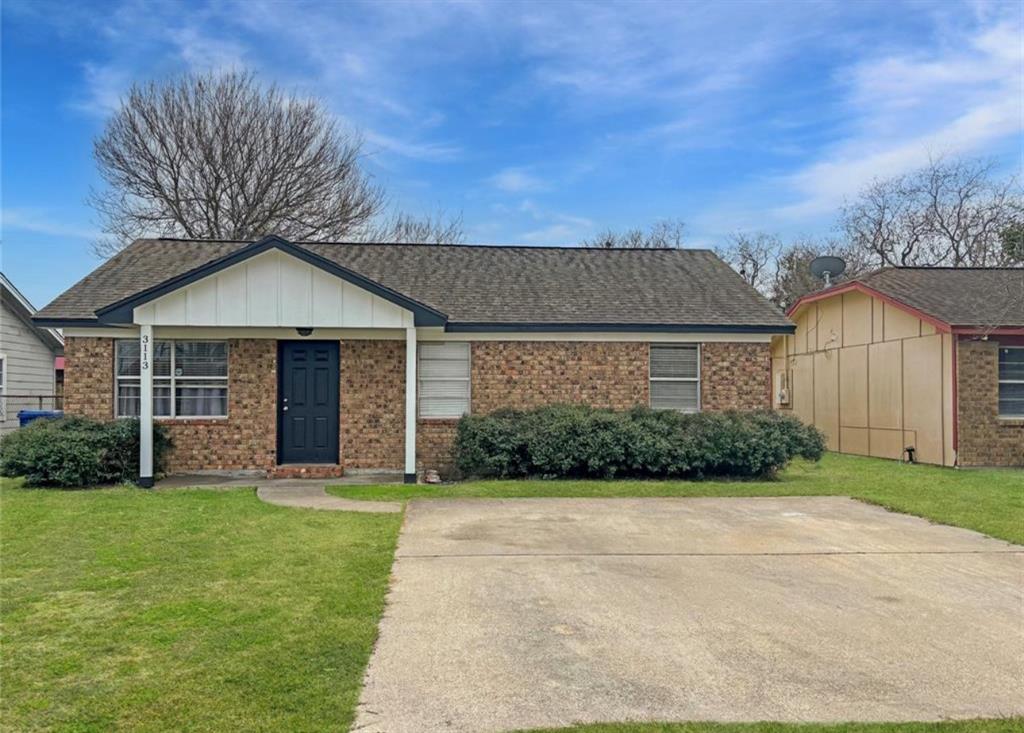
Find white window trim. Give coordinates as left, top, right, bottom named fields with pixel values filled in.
left=417, top=341, right=471, bottom=419
left=115, top=339, right=229, bottom=420
left=998, top=345, right=1024, bottom=420
left=649, top=343, right=701, bottom=413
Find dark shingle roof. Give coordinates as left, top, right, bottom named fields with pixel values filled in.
left=854, top=267, right=1024, bottom=327
left=36, top=238, right=793, bottom=331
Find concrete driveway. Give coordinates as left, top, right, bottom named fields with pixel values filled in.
left=355, top=497, right=1023, bottom=733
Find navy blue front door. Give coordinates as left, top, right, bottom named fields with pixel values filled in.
left=278, top=341, right=340, bottom=464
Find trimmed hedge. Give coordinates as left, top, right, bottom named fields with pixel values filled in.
left=0, top=416, right=170, bottom=488
left=454, top=405, right=825, bottom=480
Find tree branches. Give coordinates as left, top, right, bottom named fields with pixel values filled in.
left=90, top=71, right=462, bottom=255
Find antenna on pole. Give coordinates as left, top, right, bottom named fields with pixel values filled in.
left=809, top=255, right=847, bottom=287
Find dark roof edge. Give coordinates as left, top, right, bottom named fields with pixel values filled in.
left=444, top=322, right=795, bottom=334
left=93, top=235, right=448, bottom=327
left=38, top=317, right=795, bottom=335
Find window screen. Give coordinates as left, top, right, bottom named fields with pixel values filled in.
left=650, top=344, right=699, bottom=412
left=418, top=342, right=470, bottom=418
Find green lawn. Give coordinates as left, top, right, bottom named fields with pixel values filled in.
left=0, top=482, right=401, bottom=732
left=329, top=453, right=1024, bottom=545
left=2, top=454, right=1021, bottom=732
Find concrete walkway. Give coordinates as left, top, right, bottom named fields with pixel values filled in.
left=155, top=474, right=402, bottom=513
left=257, top=481, right=401, bottom=513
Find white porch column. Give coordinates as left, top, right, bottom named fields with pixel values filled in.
left=404, top=326, right=417, bottom=483
left=139, top=324, right=155, bottom=488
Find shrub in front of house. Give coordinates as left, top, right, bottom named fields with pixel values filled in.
left=455, top=405, right=825, bottom=480
left=0, top=416, right=170, bottom=488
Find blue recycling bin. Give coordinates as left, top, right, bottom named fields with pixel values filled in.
left=17, top=410, right=63, bottom=428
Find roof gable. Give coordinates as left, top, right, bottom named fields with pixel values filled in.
left=788, top=267, right=1024, bottom=331
left=95, top=236, right=446, bottom=327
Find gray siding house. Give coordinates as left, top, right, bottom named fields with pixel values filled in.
left=1, top=274, right=64, bottom=433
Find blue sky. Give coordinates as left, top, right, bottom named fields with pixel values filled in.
left=2, top=0, right=1021, bottom=308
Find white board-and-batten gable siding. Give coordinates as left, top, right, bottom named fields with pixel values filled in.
left=132, top=249, right=414, bottom=328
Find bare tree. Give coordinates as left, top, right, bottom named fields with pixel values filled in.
left=766, top=237, right=871, bottom=310
left=840, top=156, right=1023, bottom=268
left=581, top=218, right=685, bottom=248
left=356, top=211, right=465, bottom=244
left=713, top=231, right=779, bottom=292
left=91, top=71, right=460, bottom=255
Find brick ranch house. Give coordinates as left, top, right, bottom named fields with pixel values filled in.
left=774, top=267, right=1024, bottom=468
left=34, top=235, right=793, bottom=485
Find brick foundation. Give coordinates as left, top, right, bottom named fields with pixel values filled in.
left=63, top=336, right=774, bottom=477
left=957, top=339, right=1024, bottom=467
left=701, top=342, right=771, bottom=411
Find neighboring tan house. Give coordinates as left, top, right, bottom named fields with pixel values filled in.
left=773, top=267, right=1024, bottom=468
left=33, top=235, right=792, bottom=485
left=1, top=273, right=64, bottom=433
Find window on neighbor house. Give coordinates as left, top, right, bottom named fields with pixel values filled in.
left=649, top=344, right=700, bottom=412
left=116, top=340, right=228, bottom=418
left=418, top=342, right=470, bottom=418
left=998, top=346, right=1024, bottom=418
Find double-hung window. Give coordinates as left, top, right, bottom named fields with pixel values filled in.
left=649, top=344, right=700, bottom=412
left=418, top=342, right=470, bottom=418
left=116, top=340, right=228, bottom=418
left=998, top=346, right=1024, bottom=418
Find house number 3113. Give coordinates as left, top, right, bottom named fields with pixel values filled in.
left=141, top=334, right=150, bottom=371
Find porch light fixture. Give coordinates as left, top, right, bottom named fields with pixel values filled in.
left=296, top=327, right=314, bottom=337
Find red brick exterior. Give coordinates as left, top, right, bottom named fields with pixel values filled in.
left=340, top=340, right=405, bottom=471
left=469, top=341, right=649, bottom=412
left=700, top=342, right=771, bottom=411
left=64, top=337, right=115, bottom=419
left=62, top=336, right=773, bottom=477
left=162, top=339, right=277, bottom=472
left=957, top=339, right=1024, bottom=467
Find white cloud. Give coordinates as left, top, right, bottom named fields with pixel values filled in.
left=488, top=167, right=547, bottom=193
left=2, top=208, right=99, bottom=240
left=773, top=19, right=1023, bottom=220
left=363, top=129, right=462, bottom=163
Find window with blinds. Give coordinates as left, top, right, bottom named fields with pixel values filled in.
left=999, top=347, right=1024, bottom=418
left=649, top=344, right=699, bottom=412
left=418, top=342, right=471, bottom=418
left=115, top=340, right=228, bottom=418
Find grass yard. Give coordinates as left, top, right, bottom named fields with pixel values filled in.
left=0, top=482, right=401, bottom=732
left=2, top=453, right=1021, bottom=732
left=330, top=453, right=1024, bottom=545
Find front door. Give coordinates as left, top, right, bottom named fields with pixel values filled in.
left=278, top=341, right=340, bottom=464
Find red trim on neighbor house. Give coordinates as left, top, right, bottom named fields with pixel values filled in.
left=787, top=282, right=952, bottom=333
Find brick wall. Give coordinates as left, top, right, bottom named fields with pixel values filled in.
left=470, top=341, right=649, bottom=412
left=700, top=342, right=771, bottom=411
left=340, top=340, right=405, bottom=470
left=161, top=339, right=277, bottom=472
left=64, top=336, right=773, bottom=477
left=63, top=337, right=278, bottom=473
left=957, top=339, right=1024, bottom=467
left=64, top=337, right=115, bottom=419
